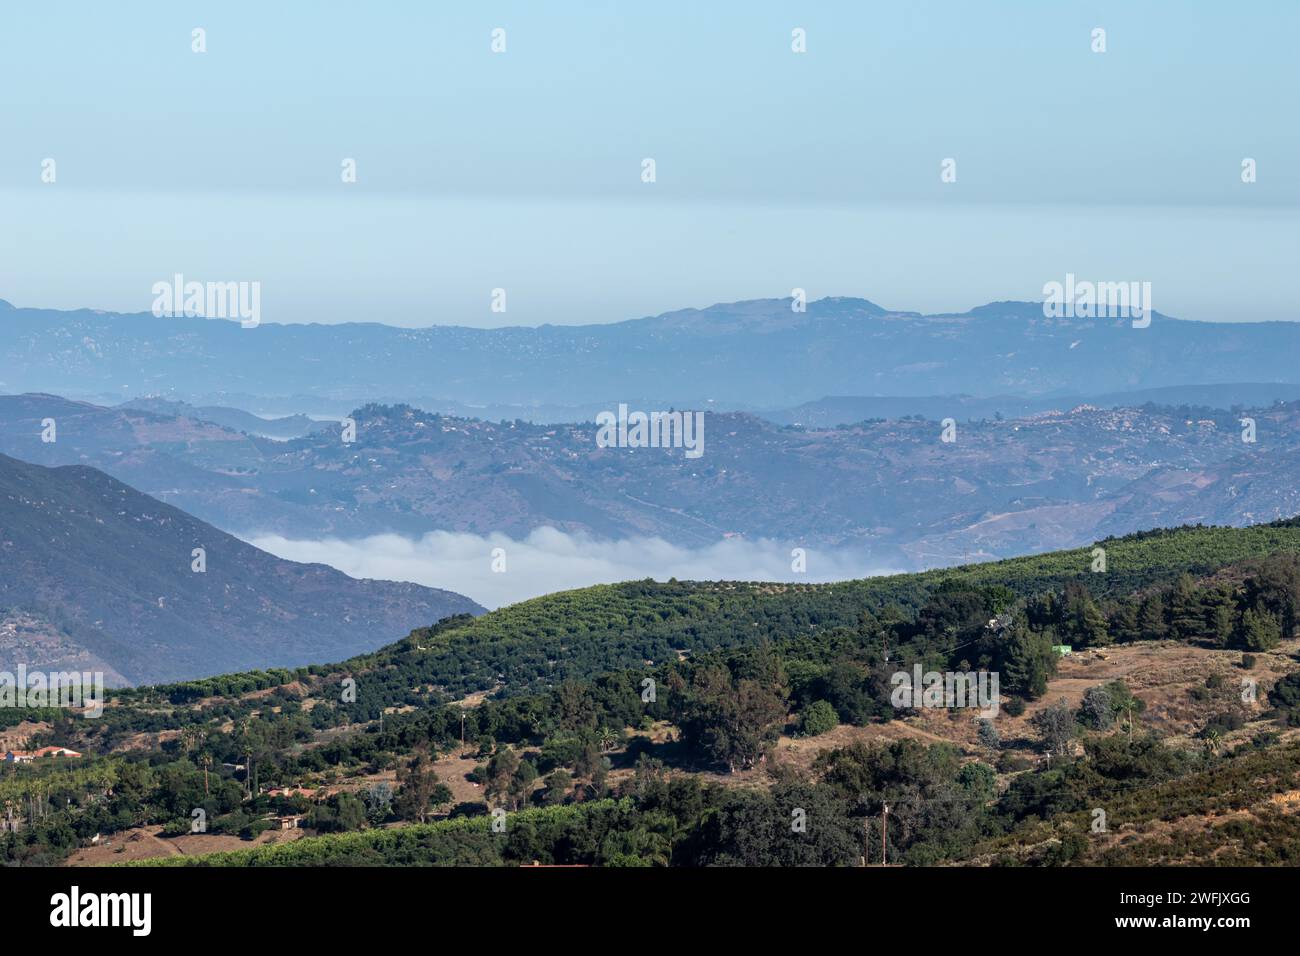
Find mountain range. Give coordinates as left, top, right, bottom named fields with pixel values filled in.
left=0, top=452, right=483, bottom=685
left=765, top=384, right=1300, bottom=428
left=3, top=392, right=1300, bottom=567
left=4, top=296, right=1300, bottom=411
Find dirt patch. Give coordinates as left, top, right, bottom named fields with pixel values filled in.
left=433, top=754, right=489, bottom=805
left=1006, top=639, right=1299, bottom=748
left=0, top=720, right=51, bottom=753
left=606, top=639, right=1300, bottom=791
left=64, top=823, right=305, bottom=866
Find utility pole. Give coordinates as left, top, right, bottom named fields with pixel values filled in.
left=460, top=710, right=466, bottom=753
left=881, top=804, right=889, bottom=866
left=861, top=799, right=869, bottom=866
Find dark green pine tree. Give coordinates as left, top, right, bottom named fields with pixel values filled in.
left=1239, top=607, right=1282, bottom=652
left=1168, top=574, right=1206, bottom=643
left=1137, top=594, right=1169, bottom=641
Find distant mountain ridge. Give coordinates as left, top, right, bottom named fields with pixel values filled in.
left=3, top=393, right=1300, bottom=568
left=118, top=396, right=330, bottom=439
left=764, top=384, right=1300, bottom=428
left=3, top=296, right=1299, bottom=409
left=0, top=453, right=483, bottom=685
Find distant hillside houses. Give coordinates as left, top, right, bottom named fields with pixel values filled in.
left=3, top=745, right=83, bottom=763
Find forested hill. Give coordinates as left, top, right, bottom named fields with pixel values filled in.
left=0, top=453, right=483, bottom=685
left=151, top=517, right=1300, bottom=704
left=10, top=517, right=1300, bottom=868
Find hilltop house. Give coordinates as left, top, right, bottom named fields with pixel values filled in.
left=267, top=786, right=316, bottom=799
left=4, top=746, right=83, bottom=763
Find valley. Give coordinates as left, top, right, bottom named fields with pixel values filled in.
left=5, top=520, right=1300, bottom=867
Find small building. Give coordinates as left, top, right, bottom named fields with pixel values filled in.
left=35, top=746, right=82, bottom=759
left=274, top=814, right=305, bottom=830
left=5, top=746, right=83, bottom=763
left=267, top=786, right=315, bottom=799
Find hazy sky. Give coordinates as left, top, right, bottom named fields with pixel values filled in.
left=2, top=2, right=1295, bottom=325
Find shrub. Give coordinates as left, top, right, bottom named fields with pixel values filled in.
left=799, top=700, right=839, bottom=737
left=996, top=752, right=1032, bottom=773
left=240, top=818, right=274, bottom=841
left=159, top=819, right=190, bottom=838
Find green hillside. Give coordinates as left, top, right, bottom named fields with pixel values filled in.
left=6, top=518, right=1300, bottom=867
left=147, top=517, right=1300, bottom=706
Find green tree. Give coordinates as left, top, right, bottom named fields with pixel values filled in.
left=1243, top=553, right=1300, bottom=636
left=977, top=718, right=1000, bottom=751
left=799, top=700, right=839, bottom=737
left=675, top=662, right=788, bottom=773
left=1062, top=582, right=1110, bottom=647
left=334, top=792, right=368, bottom=832
left=1202, top=586, right=1237, bottom=647
left=1108, top=600, right=1142, bottom=644
left=1137, top=594, right=1169, bottom=640
left=1078, top=680, right=1143, bottom=730
left=1030, top=700, right=1076, bottom=761
left=1000, top=619, right=1057, bottom=699
left=485, top=747, right=521, bottom=807
left=693, top=784, right=861, bottom=867
left=395, top=749, right=452, bottom=823
left=1240, top=607, right=1282, bottom=652
left=541, top=769, right=572, bottom=806
left=956, top=761, right=996, bottom=802
left=1168, top=574, right=1206, bottom=642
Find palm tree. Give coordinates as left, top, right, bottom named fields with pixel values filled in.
left=235, top=719, right=255, bottom=798
left=597, top=726, right=618, bottom=754
left=1203, top=728, right=1222, bottom=756
left=180, top=725, right=203, bottom=762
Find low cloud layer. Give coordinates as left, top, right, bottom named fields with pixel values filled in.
left=245, top=527, right=900, bottom=610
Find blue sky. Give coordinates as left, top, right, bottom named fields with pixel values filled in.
left=1, top=1, right=1296, bottom=325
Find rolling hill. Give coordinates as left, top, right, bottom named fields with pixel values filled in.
left=0, top=454, right=483, bottom=685
left=118, top=397, right=329, bottom=440
left=7, top=517, right=1300, bottom=868
left=3, top=393, right=1300, bottom=566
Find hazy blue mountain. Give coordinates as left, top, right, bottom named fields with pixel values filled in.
left=0, top=452, right=483, bottom=685
left=118, top=396, right=330, bottom=439
left=4, top=297, right=1299, bottom=410
left=763, top=384, right=1300, bottom=428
